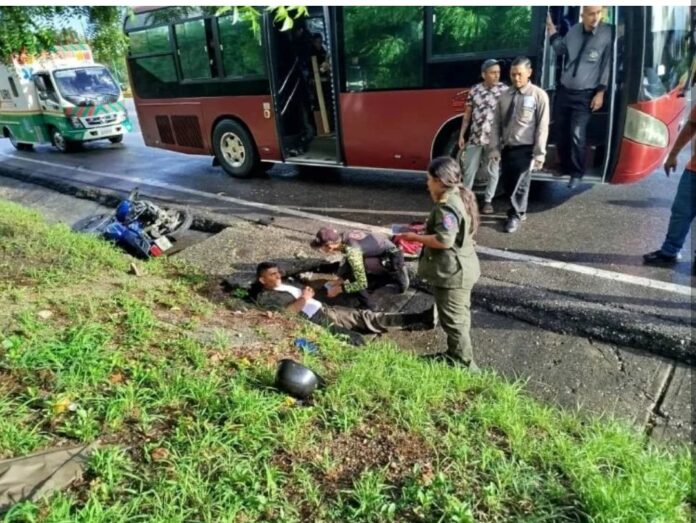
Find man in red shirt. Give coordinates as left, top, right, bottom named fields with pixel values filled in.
left=643, top=103, right=696, bottom=270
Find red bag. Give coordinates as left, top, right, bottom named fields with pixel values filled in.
left=392, top=222, right=426, bottom=258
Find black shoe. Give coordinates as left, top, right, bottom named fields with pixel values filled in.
left=643, top=250, right=681, bottom=265
left=568, top=177, right=580, bottom=189
left=395, top=266, right=410, bottom=293
left=504, top=216, right=521, bottom=233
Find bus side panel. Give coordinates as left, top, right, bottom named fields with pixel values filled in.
left=339, top=89, right=464, bottom=171
left=612, top=92, right=687, bottom=184
left=133, top=95, right=281, bottom=160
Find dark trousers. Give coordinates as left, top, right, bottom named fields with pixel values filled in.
left=556, top=87, right=594, bottom=179
left=501, top=145, right=534, bottom=218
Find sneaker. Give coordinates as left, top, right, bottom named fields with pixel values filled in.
left=481, top=202, right=494, bottom=215
left=568, top=177, right=580, bottom=189
left=520, top=213, right=527, bottom=222
left=504, top=216, right=521, bottom=233
left=643, top=250, right=681, bottom=265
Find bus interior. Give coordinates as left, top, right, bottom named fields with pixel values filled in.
left=266, top=7, right=341, bottom=166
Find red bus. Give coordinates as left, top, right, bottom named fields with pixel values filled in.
left=124, top=6, right=693, bottom=184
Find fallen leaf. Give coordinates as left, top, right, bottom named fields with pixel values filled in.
left=37, top=310, right=53, bottom=320
left=265, top=311, right=273, bottom=318
left=170, top=306, right=181, bottom=312
left=209, top=352, right=225, bottom=364
left=52, top=397, right=72, bottom=415
left=109, top=372, right=125, bottom=384
left=283, top=397, right=297, bottom=407
left=151, top=447, right=169, bottom=461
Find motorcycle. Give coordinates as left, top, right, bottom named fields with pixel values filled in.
left=73, top=188, right=193, bottom=258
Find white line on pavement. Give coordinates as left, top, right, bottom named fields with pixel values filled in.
left=1, top=152, right=693, bottom=297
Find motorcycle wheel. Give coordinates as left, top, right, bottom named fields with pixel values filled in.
left=163, top=209, right=193, bottom=241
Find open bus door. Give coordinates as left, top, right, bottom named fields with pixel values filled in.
left=264, top=7, right=342, bottom=167
left=539, top=6, right=619, bottom=183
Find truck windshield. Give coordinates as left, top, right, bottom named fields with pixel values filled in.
left=53, top=66, right=120, bottom=101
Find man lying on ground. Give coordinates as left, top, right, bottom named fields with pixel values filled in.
left=251, top=262, right=435, bottom=345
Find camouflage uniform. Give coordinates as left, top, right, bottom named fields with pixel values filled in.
left=417, top=189, right=480, bottom=366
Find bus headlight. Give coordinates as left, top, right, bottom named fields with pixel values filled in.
left=623, top=107, right=669, bottom=148
left=69, top=116, right=84, bottom=129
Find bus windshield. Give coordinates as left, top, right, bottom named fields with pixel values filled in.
left=53, top=66, right=120, bottom=104
left=641, top=6, right=691, bottom=100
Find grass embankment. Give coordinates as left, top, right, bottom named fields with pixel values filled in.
left=0, top=200, right=691, bottom=522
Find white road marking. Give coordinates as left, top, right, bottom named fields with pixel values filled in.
left=1, top=151, right=693, bottom=297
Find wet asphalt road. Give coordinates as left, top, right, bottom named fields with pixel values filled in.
left=0, top=99, right=693, bottom=287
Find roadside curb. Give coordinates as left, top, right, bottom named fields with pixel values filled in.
left=1, top=164, right=692, bottom=364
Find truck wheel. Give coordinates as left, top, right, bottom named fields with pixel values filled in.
left=212, top=119, right=258, bottom=178
left=109, top=135, right=124, bottom=144
left=51, top=128, right=76, bottom=153
left=8, top=130, right=33, bottom=151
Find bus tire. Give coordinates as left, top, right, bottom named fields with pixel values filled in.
left=109, top=135, right=124, bottom=144
left=51, top=128, right=77, bottom=153
left=212, top=119, right=258, bottom=178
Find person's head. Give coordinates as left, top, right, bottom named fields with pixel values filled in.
left=509, top=56, right=532, bottom=89
left=256, top=262, right=283, bottom=290
left=581, top=6, right=603, bottom=31
left=310, top=227, right=342, bottom=253
left=427, top=157, right=480, bottom=236
left=480, top=59, right=501, bottom=87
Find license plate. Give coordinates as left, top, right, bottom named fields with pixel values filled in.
left=154, top=236, right=173, bottom=252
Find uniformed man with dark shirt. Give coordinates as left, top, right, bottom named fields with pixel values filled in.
left=547, top=6, right=612, bottom=189
left=310, top=227, right=410, bottom=310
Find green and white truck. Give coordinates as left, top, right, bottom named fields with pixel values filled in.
left=0, top=44, right=132, bottom=152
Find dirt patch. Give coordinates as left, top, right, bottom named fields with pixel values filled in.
left=274, top=419, right=434, bottom=518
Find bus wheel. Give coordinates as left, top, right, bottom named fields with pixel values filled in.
left=8, top=130, right=33, bottom=151
left=51, top=128, right=76, bottom=153
left=212, top=120, right=258, bottom=178
left=109, top=135, right=124, bottom=144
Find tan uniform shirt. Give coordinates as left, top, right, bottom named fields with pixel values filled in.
left=488, top=82, right=550, bottom=164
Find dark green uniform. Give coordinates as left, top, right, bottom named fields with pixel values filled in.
left=417, top=189, right=480, bottom=366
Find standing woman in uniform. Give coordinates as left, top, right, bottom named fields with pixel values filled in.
left=396, top=156, right=481, bottom=370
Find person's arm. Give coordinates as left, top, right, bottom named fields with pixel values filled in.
left=533, top=90, right=550, bottom=169
left=398, top=206, right=458, bottom=250
left=285, top=287, right=315, bottom=313
left=664, top=111, right=696, bottom=176
left=458, top=92, right=474, bottom=148
left=591, top=28, right=612, bottom=111
left=546, top=12, right=567, bottom=56
left=488, top=99, right=503, bottom=161
left=341, top=246, right=369, bottom=293
left=396, top=232, right=449, bottom=250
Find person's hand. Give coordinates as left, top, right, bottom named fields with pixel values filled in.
left=326, top=282, right=342, bottom=298
left=396, top=232, right=417, bottom=243
left=546, top=12, right=557, bottom=36
left=664, top=152, right=678, bottom=177
left=301, top=287, right=315, bottom=300
left=488, top=151, right=501, bottom=163
left=458, top=136, right=466, bottom=149
left=590, top=91, right=604, bottom=112
left=532, top=159, right=545, bottom=171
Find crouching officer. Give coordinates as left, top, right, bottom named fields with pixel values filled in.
left=396, top=157, right=481, bottom=370
left=310, top=227, right=410, bottom=310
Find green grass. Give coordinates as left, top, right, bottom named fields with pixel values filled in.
left=0, top=200, right=691, bottom=522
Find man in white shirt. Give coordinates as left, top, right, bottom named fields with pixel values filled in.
left=252, top=262, right=436, bottom=341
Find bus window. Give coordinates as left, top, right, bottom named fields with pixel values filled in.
left=8, top=77, right=18, bottom=98
left=641, top=6, right=691, bottom=100
left=175, top=19, right=212, bottom=81
left=129, top=26, right=171, bottom=55
left=343, top=7, right=423, bottom=91
left=130, top=56, right=178, bottom=98
left=431, top=7, right=532, bottom=58
left=217, top=16, right=265, bottom=79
